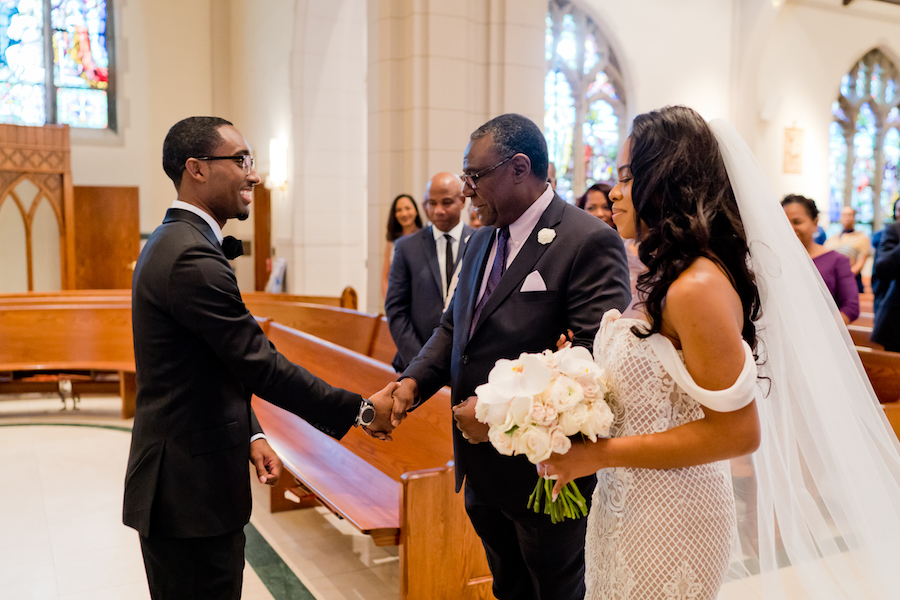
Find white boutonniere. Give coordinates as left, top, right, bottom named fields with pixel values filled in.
left=538, top=228, right=556, bottom=245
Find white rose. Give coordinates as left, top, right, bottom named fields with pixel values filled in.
left=582, top=401, right=614, bottom=441
left=475, top=383, right=512, bottom=426
left=529, top=400, right=558, bottom=427
left=537, top=228, right=556, bottom=245
left=514, top=425, right=553, bottom=463
left=549, top=425, right=572, bottom=455
left=509, top=395, right=534, bottom=427
left=558, top=403, right=589, bottom=436
left=550, top=375, right=585, bottom=412
left=579, top=378, right=600, bottom=399
left=489, top=426, right=517, bottom=456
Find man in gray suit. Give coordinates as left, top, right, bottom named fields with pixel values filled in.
left=385, top=172, right=475, bottom=372
left=390, top=114, right=631, bottom=599
left=124, top=116, right=396, bottom=600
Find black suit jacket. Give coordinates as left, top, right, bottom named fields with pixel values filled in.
left=873, top=221, right=900, bottom=350
left=123, top=209, right=361, bottom=538
left=403, top=195, right=631, bottom=507
left=385, top=224, right=475, bottom=371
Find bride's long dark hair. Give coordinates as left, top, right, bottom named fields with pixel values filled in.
left=628, top=106, right=761, bottom=350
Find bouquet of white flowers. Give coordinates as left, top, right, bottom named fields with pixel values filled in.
left=475, top=345, right=614, bottom=523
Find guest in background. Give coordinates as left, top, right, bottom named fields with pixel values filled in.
left=872, top=199, right=900, bottom=314
left=782, top=195, right=859, bottom=324
left=825, top=206, right=870, bottom=292
left=547, top=162, right=558, bottom=189
left=385, top=173, right=474, bottom=372
left=873, top=212, right=900, bottom=352
left=577, top=182, right=615, bottom=228
left=577, top=182, right=645, bottom=318
left=381, top=194, right=423, bottom=299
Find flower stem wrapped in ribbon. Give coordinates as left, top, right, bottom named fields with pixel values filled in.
left=475, top=346, right=614, bottom=523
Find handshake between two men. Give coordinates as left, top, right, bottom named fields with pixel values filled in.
left=362, top=378, right=487, bottom=443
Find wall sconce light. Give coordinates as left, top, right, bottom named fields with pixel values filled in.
left=266, top=138, right=288, bottom=190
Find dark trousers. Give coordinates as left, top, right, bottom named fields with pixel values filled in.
left=139, top=529, right=246, bottom=600
left=465, top=483, right=590, bottom=600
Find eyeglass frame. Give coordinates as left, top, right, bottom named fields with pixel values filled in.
left=460, top=154, right=516, bottom=190
left=193, top=154, right=255, bottom=174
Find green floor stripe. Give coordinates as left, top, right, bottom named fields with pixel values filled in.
left=0, top=421, right=132, bottom=432
left=0, top=421, right=314, bottom=600
left=245, top=522, right=316, bottom=600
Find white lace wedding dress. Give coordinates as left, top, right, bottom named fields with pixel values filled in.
left=586, top=309, right=757, bottom=600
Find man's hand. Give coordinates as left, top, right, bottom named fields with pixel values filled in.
left=555, top=328, right=574, bottom=350
left=364, top=381, right=399, bottom=441
left=452, top=396, right=490, bottom=444
left=250, top=437, right=282, bottom=486
left=391, top=378, right=419, bottom=427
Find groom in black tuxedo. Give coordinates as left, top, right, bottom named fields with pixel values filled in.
left=124, top=116, right=395, bottom=600
left=391, top=114, right=631, bottom=599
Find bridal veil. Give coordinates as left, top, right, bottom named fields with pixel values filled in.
left=710, top=119, right=900, bottom=599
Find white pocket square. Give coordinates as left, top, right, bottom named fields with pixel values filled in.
left=520, top=270, right=547, bottom=292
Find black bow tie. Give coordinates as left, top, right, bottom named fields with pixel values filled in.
left=222, top=236, right=244, bottom=260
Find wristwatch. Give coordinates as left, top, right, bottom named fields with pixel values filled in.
left=356, top=398, right=376, bottom=428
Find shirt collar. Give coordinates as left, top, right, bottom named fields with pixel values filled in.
left=508, top=183, right=554, bottom=246
left=171, top=200, right=223, bottom=244
left=431, top=220, right=465, bottom=242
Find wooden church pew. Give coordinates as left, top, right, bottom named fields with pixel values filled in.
left=252, top=322, right=493, bottom=599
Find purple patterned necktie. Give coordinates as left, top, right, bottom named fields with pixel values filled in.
left=470, top=226, right=509, bottom=336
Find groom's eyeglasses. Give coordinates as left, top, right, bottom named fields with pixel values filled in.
left=194, top=154, right=255, bottom=174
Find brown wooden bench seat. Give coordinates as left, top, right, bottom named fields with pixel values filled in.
left=0, top=302, right=137, bottom=417
left=857, top=346, right=900, bottom=404
left=848, top=324, right=883, bottom=350
left=252, top=322, right=492, bottom=599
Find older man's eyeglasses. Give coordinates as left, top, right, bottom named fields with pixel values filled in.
left=460, top=154, right=515, bottom=190
left=194, top=154, right=255, bottom=174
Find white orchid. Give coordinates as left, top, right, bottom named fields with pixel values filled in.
left=488, top=353, right=553, bottom=398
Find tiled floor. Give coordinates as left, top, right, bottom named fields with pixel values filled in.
left=0, top=395, right=398, bottom=600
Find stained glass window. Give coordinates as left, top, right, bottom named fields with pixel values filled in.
left=545, top=0, right=625, bottom=203
left=829, top=49, right=900, bottom=234
left=0, top=0, right=113, bottom=130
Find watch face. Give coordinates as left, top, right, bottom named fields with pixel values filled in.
left=361, top=405, right=376, bottom=426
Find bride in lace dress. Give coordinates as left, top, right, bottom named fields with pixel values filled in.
left=541, top=105, right=900, bottom=600
left=543, top=106, right=761, bottom=599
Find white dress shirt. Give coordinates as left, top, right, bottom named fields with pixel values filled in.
left=432, top=220, right=466, bottom=299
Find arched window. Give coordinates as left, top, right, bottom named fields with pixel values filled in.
left=829, top=48, right=899, bottom=234
left=0, top=0, right=115, bottom=130
left=545, top=0, right=626, bottom=203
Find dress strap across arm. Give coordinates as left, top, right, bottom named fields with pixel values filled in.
left=646, top=335, right=757, bottom=412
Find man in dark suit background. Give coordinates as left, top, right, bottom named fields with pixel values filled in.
left=390, top=114, right=631, bottom=600
left=873, top=218, right=900, bottom=352
left=124, top=116, right=396, bottom=600
left=385, top=172, right=475, bottom=372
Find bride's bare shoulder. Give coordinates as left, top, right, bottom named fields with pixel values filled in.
left=663, top=257, right=743, bottom=337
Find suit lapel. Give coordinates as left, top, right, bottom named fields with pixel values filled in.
left=469, top=196, right=566, bottom=337
left=420, top=226, right=442, bottom=294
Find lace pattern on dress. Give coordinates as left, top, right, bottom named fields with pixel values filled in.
left=585, top=310, right=737, bottom=600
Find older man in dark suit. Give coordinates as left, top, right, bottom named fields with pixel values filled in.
left=390, top=114, right=631, bottom=600
left=385, top=172, right=475, bottom=372
left=124, top=116, right=395, bottom=600
left=873, top=219, right=900, bottom=352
